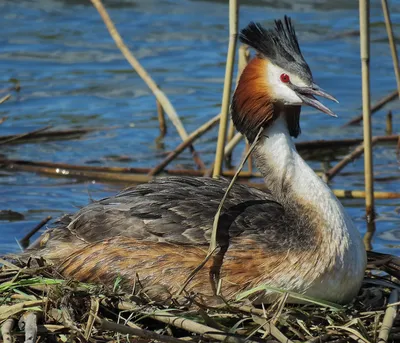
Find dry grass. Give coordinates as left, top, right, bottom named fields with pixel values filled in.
left=1, top=257, right=399, bottom=343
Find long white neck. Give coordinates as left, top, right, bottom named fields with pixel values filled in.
left=255, top=114, right=350, bottom=230
left=253, top=113, right=366, bottom=302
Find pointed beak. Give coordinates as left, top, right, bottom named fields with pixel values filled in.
left=290, top=83, right=339, bottom=117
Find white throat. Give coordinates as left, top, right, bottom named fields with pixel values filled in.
left=254, top=113, right=367, bottom=303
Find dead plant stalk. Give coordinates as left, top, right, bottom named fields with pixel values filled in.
left=359, top=0, right=376, bottom=226
left=213, top=0, right=239, bottom=178
left=90, top=0, right=204, bottom=169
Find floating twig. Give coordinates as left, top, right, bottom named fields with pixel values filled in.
left=0, top=126, right=114, bottom=145
left=1, top=157, right=400, bottom=199
left=212, top=0, right=239, bottom=178
left=342, top=89, right=398, bottom=127
left=149, top=114, right=220, bottom=176
left=324, top=137, right=379, bottom=182
left=90, top=0, right=204, bottom=170
left=0, top=117, right=7, bottom=124
left=0, top=157, right=258, bottom=179
left=19, top=216, right=52, bottom=249
left=0, top=126, right=52, bottom=145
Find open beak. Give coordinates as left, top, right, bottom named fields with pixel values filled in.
left=290, top=83, right=339, bottom=117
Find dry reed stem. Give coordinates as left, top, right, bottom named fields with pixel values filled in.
left=378, top=289, right=398, bottom=343
left=19, top=216, right=52, bottom=249
left=213, top=0, right=239, bottom=178
left=96, top=317, right=187, bottom=343
left=0, top=301, right=45, bottom=321
left=359, top=0, right=376, bottom=226
left=0, top=126, right=52, bottom=145
left=332, top=189, right=400, bottom=199
left=149, top=114, right=220, bottom=176
left=147, top=310, right=246, bottom=343
left=90, top=0, right=204, bottom=169
left=343, top=89, right=398, bottom=126
left=0, top=94, right=11, bottom=104
left=84, top=297, right=99, bottom=340
left=324, top=136, right=379, bottom=182
left=381, top=0, right=400, bottom=98
left=386, top=111, right=393, bottom=135
left=252, top=315, right=294, bottom=343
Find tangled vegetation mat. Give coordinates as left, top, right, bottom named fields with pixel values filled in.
left=1, top=252, right=400, bottom=343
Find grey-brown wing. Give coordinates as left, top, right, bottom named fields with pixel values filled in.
left=32, top=176, right=287, bottom=248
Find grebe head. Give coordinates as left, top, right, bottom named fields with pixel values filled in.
left=232, top=16, right=338, bottom=141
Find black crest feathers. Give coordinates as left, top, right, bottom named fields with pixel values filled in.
left=239, top=16, right=312, bottom=83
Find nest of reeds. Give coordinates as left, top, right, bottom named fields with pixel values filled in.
left=1, top=253, right=399, bottom=343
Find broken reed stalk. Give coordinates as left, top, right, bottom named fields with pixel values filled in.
left=324, top=136, right=379, bottom=182
left=1, top=318, right=14, bottom=342
left=360, top=0, right=376, bottom=250
left=147, top=310, right=245, bottom=343
left=90, top=0, right=204, bottom=170
left=212, top=0, right=239, bottom=178
left=96, top=317, right=187, bottom=343
left=226, top=44, right=250, bottom=165
left=156, top=98, right=167, bottom=139
left=342, top=89, right=398, bottom=126
left=0, top=126, right=52, bottom=145
left=19, top=216, right=52, bottom=249
left=378, top=289, right=398, bottom=343
left=381, top=0, right=400, bottom=98
left=148, top=114, right=220, bottom=176
left=0, top=94, right=11, bottom=104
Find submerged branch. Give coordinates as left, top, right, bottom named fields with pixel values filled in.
left=342, top=89, right=398, bottom=127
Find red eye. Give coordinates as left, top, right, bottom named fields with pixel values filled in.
left=280, top=73, right=290, bottom=83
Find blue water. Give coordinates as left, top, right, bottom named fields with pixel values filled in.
left=0, top=0, right=399, bottom=254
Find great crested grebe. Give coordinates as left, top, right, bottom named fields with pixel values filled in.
left=25, top=17, right=366, bottom=305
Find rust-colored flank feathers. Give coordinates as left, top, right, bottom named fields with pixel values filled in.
left=57, top=237, right=290, bottom=304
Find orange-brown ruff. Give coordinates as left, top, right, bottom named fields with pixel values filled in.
left=22, top=17, right=366, bottom=305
